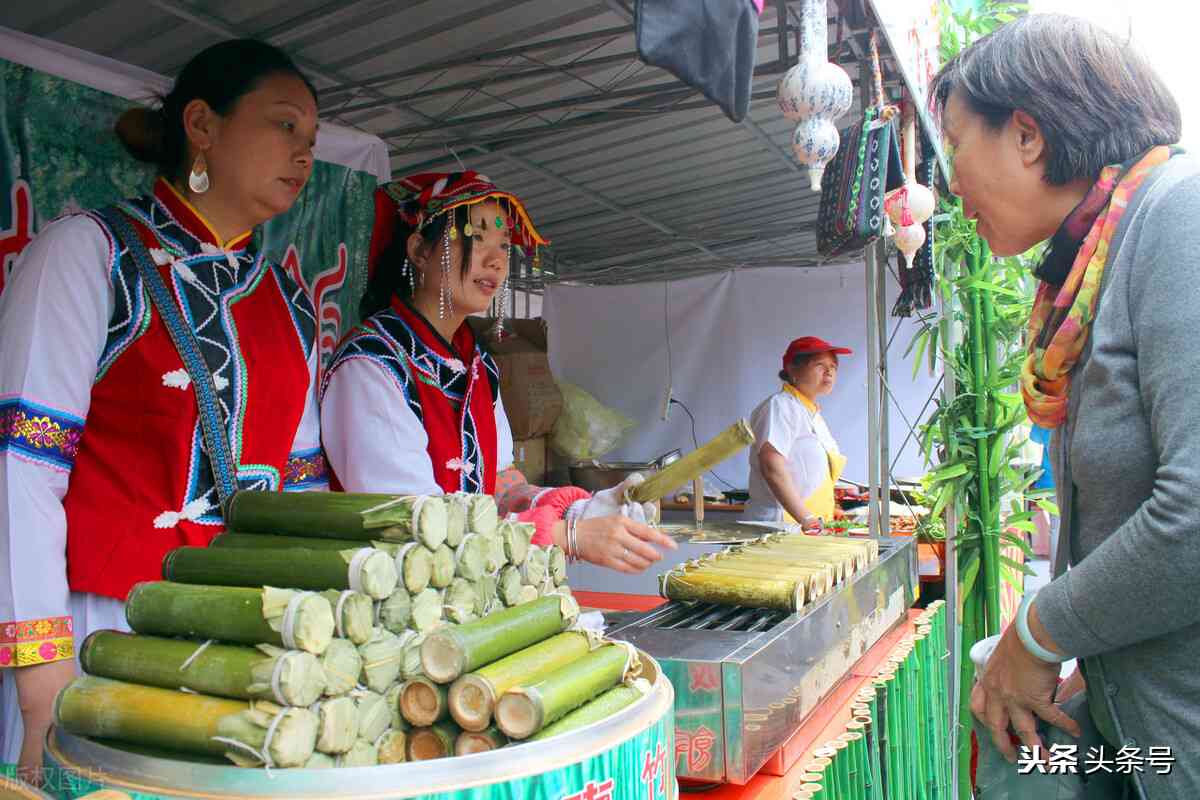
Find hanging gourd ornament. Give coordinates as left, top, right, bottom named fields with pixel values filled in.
left=777, top=0, right=852, bottom=191
left=894, top=222, right=926, bottom=270
left=884, top=181, right=935, bottom=228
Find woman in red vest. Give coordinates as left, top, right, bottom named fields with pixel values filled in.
left=321, top=172, right=675, bottom=572
left=0, top=40, right=326, bottom=775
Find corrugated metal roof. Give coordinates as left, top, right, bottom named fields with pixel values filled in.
left=0, top=0, right=927, bottom=288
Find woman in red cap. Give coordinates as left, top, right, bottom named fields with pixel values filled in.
left=744, top=336, right=851, bottom=531
left=320, top=172, right=675, bottom=574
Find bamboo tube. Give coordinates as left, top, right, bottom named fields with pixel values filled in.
left=164, top=546, right=398, bottom=600
left=377, top=589, right=412, bottom=634
left=477, top=572, right=499, bottom=617
left=335, top=739, right=379, bottom=767
left=494, top=644, right=631, bottom=739
left=689, top=560, right=829, bottom=599
left=811, top=747, right=839, bottom=797
left=499, top=521, right=533, bottom=567
left=320, top=638, right=363, bottom=697
left=422, top=595, right=576, bottom=684
left=354, top=689, right=391, bottom=743
left=482, top=533, right=506, bottom=574
left=385, top=683, right=410, bottom=732
left=125, top=583, right=334, bottom=655
left=446, top=493, right=469, bottom=548
left=831, top=739, right=852, bottom=800
left=659, top=567, right=803, bottom=611
left=681, top=565, right=823, bottom=604
left=430, top=544, right=456, bottom=589
left=516, top=584, right=540, bottom=605
left=407, top=721, right=460, bottom=761
left=455, top=726, right=507, bottom=755
left=445, top=577, right=481, bottom=624
left=402, top=677, right=451, bottom=727
left=467, top=494, right=499, bottom=536
left=529, top=683, right=645, bottom=741
left=80, top=631, right=325, bottom=707
left=401, top=632, right=426, bottom=680
left=798, top=784, right=822, bottom=798
left=449, top=631, right=591, bottom=731
left=454, top=534, right=490, bottom=581
left=547, top=545, right=568, bottom=586
left=377, top=729, right=408, bottom=764
left=359, top=628, right=405, bottom=693
left=211, top=532, right=383, bottom=551
left=498, top=565, right=524, bottom=606
left=396, top=543, right=434, bottom=594
left=321, top=590, right=375, bottom=645
left=842, top=728, right=866, bottom=799
left=55, top=677, right=318, bottom=767
left=711, top=549, right=840, bottom=584
left=411, top=588, right=446, bottom=632
left=627, top=419, right=755, bottom=503
left=313, top=696, right=358, bottom=755
left=304, top=752, right=335, bottom=768
left=223, top=491, right=447, bottom=545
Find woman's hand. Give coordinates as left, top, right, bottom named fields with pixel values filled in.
left=578, top=474, right=658, bottom=524
left=971, top=623, right=1080, bottom=762
left=576, top=515, right=677, bottom=573
left=16, top=659, right=78, bottom=785
left=1055, top=666, right=1086, bottom=704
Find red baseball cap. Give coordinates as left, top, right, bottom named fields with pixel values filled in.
left=782, top=336, right=853, bottom=369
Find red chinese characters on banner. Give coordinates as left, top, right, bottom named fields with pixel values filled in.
left=641, top=742, right=667, bottom=800
left=675, top=725, right=717, bottom=773
left=688, top=662, right=721, bottom=693
left=560, top=777, right=614, bottom=800
left=0, top=180, right=34, bottom=295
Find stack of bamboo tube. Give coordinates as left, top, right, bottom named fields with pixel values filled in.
left=659, top=533, right=880, bottom=611
left=54, top=491, right=646, bottom=770
left=792, top=601, right=950, bottom=800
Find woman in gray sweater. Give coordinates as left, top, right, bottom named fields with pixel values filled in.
left=933, top=14, right=1196, bottom=800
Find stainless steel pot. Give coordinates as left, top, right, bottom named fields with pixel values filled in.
left=568, top=461, right=659, bottom=493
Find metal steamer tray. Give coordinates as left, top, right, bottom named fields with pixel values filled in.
left=606, top=536, right=918, bottom=785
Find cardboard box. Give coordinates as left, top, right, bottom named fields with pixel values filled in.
left=513, top=437, right=547, bottom=485
left=469, top=317, right=563, bottom=440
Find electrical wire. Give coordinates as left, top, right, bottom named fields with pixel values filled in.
left=670, top=398, right=740, bottom=491
left=663, top=281, right=673, bottom=383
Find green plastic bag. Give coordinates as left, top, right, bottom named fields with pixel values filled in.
left=549, top=381, right=637, bottom=462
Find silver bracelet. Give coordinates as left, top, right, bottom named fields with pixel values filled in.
left=566, top=516, right=579, bottom=562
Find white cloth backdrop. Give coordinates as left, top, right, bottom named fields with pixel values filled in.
left=544, top=265, right=940, bottom=489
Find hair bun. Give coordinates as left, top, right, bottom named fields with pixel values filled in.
left=115, top=106, right=166, bottom=164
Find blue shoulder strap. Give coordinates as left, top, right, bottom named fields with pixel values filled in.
left=96, top=205, right=239, bottom=508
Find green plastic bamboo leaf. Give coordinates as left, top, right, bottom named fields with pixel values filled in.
left=1000, top=554, right=1036, bottom=577
left=1036, top=499, right=1060, bottom=516
left=1000, top=533, right=1036, bottom=559
left=1001, top=567, right=1026, bottom=594
left=931, top=462, right=970, bottom=481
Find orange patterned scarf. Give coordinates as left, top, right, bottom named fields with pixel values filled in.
left=1020, top=146, right=1172, bottom=428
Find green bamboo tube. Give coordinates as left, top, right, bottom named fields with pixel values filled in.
left=125, top=582, right=334, bottom=655
left=659, top=567, right=803, bottom=611
left=456, top=726, right=508, bottom=755
left=320, top=638, right=363, bottom=697
left=377, top=729, right=408, bottom=764
left=450, top=631, right=591, bottom=731
left=377, top=588, right=412, bottom=634
left=80, top=631, right=325, bottom=707
left=321, top=589, right=375, bottom=645
left=446, top=493, right=470, bottom=548
left=359, top=628, right=406, bottom=693
left=223, top=491, right=448, bottom=545
left=335, top=738, right=379, bottom=767
left=211, top=532, right=384, bottom=551
left=804, top=757, right=832, bottom=788
left=499, top=521, right=533, bottom=568
left=797, top=785, right=822, bottom=798
left=691, top=560, right=827, bottom=600
left=55, top=678, right=318, bottom=767
left=468, top=494, right=499, bottom=537
left=831, top=739, right=852, bottom=800
left=842, top=727, right=866, bottom=799
left=402, top=677, right=451, bottom=727
left=407, top=721, right=460, bottom=761
left=455, top=533, right=490, bottom=582
left=395, top=543, right=434, bottom=595
left=712, top=549, right=840, bottom=584
left=914, top=632, right=935, bottom=800
left=411, top=588, right=446, bottom=632
left=430, top=544, right=456, bottom=589
left=355, top=690, right=391, bottom=743
left=811, top=747, right=841, bottom=798
left=421, top=595, right=576, bottom=683
left=626, top=419, right=754, bottom=503
left=854, top=714, right=883, bottom=800
left=445, top=577, right=481, bottom=624
left=530, top=683, right=645, bottom=741
left=313, top=696, right=358, bottom=755
left=494, top=644, right=630, bottom=739
left=164, top=545, right=399, bottom=600
left=871, top=678, right=888, bottom=798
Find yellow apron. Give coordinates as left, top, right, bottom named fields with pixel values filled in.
left=781, top=385, right=846, bottom=523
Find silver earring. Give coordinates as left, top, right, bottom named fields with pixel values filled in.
left=401, top=256, right=413, bottom=290
left=439, top=224, right=453, bottom=319
left=188, top=154, right=210, bottom=194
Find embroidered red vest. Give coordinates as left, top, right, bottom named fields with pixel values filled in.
left=63, top=180, right=315, bottom=601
